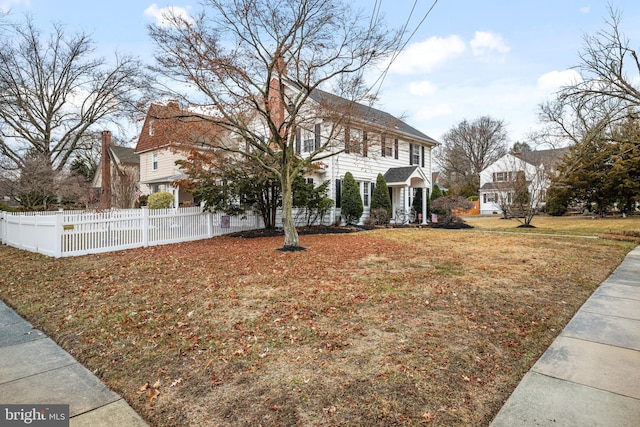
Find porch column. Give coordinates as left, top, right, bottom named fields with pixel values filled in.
left=422, top=187, right=428, bottom=224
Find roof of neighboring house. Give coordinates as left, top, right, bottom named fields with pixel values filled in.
left=308, top=87, right=439, bottom=145
left=135, top=103, right=223, bottom=154
left=514, top=147, right=569, bottom=169
left=110, top=145, right=139, bottom=165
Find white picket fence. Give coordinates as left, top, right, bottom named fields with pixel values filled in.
left=0, top=207, right=264, bottom=258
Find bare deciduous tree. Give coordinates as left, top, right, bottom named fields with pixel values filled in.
left=10, top=152, right=91, bottom=210
left=436, top=116, right=508, bottom=197
left=147, top=0, right=401, bottom=249
left=0, top=17, right=148, bottom=172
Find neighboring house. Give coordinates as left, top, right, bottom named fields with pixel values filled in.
left=479, top=148, right=568, bottom=215
left=135, top=103, right=223, bottom=207
left=93, top=131, right=140, bottom=208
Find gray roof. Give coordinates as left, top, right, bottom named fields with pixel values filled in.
left=110, top=145, right=139, bottom=165
left=141, top=172, right=187, bottom=185
left=515, top=147, right=569, bottom=169
left=384, top=166, right=418, bottom=184
left=304, top=86, right=438, bottom=145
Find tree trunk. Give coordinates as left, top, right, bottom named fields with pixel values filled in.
left=281, top=171, right=301, bottom=248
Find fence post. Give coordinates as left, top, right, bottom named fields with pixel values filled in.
left=54, top=211, right=63, bottom=258
left=0, top=211, right=5, bottom=245
left=142, top=206, right=149, bottom=247
left=206, top=211, right=213, bottom=238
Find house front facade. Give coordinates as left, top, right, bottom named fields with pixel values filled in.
left=135, top=88, right=438, bottom=224
left=279, top=85, right=438, bottom=225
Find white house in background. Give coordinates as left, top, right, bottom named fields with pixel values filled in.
left=479, top=148, right=568, bottom=215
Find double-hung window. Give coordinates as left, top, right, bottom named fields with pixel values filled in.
left=410, top=144, right=420, bottom=165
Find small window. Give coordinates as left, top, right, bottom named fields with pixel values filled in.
left=381, top=136, right=393, bottom=157
left=363, top=181, right=370, bottom=207
left=303, top=127, right=315, bottom=153
left=394, top=138, right=399, bottom=160
left=410, top=144, right=420, bottom=165
left=149, top=119, right=155, bottom=136
left=306, top=177, right=314, bottom=185
left=152, top=153, right=158, bottom=170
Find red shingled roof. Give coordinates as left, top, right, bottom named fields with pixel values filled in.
left=135, top=103, right=223, bottom=154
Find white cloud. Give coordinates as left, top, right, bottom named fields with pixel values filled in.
left=409, top=80, right=437, bottom=96
left=0, top=0, right=29, bottom=13
left=537, top=69, right=582, bottom=92
left=470, top=31, right=510, bottom=57
left=388, top=35, right=466, bottom=75
left=144, top=3, right=193, bottom=27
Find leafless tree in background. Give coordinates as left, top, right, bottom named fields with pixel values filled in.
left=435, top=116, right=508, bottom=197
left=0, top=17, right=148, bottom=172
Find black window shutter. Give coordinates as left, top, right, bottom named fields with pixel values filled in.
left=335, top=179, right=342, bottom=208
left=314, top=123, right=321, bottom=150
left=394, top=139, right=399, bottom=159
left=295, top=128, right=301, bottom=154
left=381, top=136, right=386, bottom=157
left=421, top=146, right=425, bottom=167
left=409, top=143, right=414, bottom=165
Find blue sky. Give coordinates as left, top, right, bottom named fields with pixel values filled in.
left=3, top=0, right=640, bottom=146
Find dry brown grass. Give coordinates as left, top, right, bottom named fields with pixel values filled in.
left=0, top=222, right=636, bottom=426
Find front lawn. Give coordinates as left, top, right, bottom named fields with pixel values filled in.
left=0, top=220, right=636, bottom=426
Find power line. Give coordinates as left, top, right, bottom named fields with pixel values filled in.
left=369, top=0, right=439, bottom=101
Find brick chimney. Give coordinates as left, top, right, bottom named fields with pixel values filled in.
left=268, top=49, right=286, bottom=135
left=100, top=131, right=112, bottom=209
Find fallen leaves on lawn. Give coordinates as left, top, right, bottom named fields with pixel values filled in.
left=0, top=228, right=634, bottom=427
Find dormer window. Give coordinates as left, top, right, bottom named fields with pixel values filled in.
left=149, top=119, right=155, bottom=136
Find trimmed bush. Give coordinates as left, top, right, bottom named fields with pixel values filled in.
left=147, top=191, right=174, bottom=209
left=341, top=172, right=363, bottom=224
left=371, top=173, right=391, bottom=224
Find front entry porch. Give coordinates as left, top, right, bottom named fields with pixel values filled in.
left=383, top=166, right=430, bottom=225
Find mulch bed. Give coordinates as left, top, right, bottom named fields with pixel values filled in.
left=230, top=222, right=473, bottom=238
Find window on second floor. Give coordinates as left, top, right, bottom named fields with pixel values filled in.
left=493, top=171, right=514, bottom=182
left=152, top=153, right=158, bottom=170
left=301, top=123, right=321, bottom=153
left=345, top=128, right=368, bottom=156
left=381, top=136, right=393, bottom=157
left=410, top=143, right=420, bottom=165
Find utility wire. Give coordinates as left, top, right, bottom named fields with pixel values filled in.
left=369, top=0, right=439, bottom=101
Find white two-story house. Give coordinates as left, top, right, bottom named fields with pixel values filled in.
left=479, top=148, right=568, bottom=215
left=135, top=84, right=438, bottom=224
left=271, top=82, right=439, bottom=225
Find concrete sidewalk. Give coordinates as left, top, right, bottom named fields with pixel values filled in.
left=0, top=302, right=148, bottom=426
left=490, top=245, right=640, bottom=426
